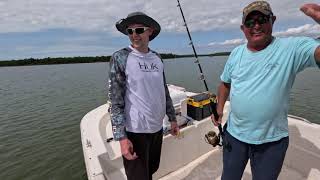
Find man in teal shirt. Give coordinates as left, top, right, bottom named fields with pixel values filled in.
left=212, top=1, right=320, bottom=180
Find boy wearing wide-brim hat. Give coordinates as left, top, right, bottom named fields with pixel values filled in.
left=108, top=12, right=179, bottom=180
left=116, top=12, right=161, bottom=41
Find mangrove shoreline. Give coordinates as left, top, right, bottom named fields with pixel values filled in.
left=0, top=52, right=230, bottom=67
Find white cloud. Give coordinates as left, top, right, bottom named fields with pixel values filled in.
left=274, top=24, right=320, bottom=37
left=0, top=0, right=319, bottom=34
left=1, top=0, right=320, bottom=59
left=209, top=39, right=246, bottom=46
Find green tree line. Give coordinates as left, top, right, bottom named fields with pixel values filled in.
left=0, top=56, right=111, bottom=67
left=0, top=52, right=231, bottom=67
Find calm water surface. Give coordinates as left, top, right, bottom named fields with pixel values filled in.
left=0, top=56, right=319, bottom=180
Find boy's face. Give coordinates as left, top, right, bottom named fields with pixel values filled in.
left=127, top=23, right=154, bottom=52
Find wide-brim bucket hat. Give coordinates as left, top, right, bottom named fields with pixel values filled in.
left=116, top=12, right=161, bottom=41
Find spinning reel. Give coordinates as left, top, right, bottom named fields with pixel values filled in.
left=205, top=124, right=231, bottom=151
left=205, top=130, right=222, bottom=147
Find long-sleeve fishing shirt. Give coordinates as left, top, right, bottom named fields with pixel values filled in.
left=108, top=46, right=176, bottom=141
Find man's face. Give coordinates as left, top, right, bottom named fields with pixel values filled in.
left=126, top=23, right=153, bottom=52
left=241, top=11, right=275, bottom=49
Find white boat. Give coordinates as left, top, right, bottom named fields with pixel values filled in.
left=80, top=84, right=320, bottom=180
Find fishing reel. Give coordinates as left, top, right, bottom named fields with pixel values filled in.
left=205, top=125, right=232, bottom=151
left=205, top=130, right=221, bottom=147
left=205, top=104, right=223, bottom=147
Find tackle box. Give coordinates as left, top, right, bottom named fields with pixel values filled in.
left=187, top=92, right=217, bottom=121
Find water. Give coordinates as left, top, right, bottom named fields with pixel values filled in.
left=0, top=57, right=319, bottom=180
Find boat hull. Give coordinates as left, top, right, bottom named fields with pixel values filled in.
left=81, top=85, right=320, bottom=180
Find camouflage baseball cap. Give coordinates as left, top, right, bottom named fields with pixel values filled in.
left=242, top=1, right=273, bottom=23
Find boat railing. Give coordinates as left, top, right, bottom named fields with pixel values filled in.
left=288, top=114, right=312, bottom=124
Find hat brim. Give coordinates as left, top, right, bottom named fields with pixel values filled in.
left=116, top=15, right=161, bottom=41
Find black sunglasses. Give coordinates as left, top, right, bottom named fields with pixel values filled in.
left=244, top=16, right=270, bottom=28
left=126, top=27, right=149, bottom=35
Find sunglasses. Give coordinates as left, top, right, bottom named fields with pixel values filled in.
left=244, top=16, right=270, bottom=28
left=126, top=27, right=149, bottom=35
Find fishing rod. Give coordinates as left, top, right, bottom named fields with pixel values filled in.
left=176, top=0, right=223, bottom=147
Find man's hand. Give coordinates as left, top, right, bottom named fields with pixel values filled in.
left=211, top=113, right=223, bottom=126
left=170, top=121, right=180, bottom=136
left=301, top=3, right=320, bottom=24
left=120, top=138, right=138, bottom=160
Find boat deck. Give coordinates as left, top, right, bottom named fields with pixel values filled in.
left=161, top=150, right=319, bottom=180
left=158, top=116, right=320, bottom=180
left=160, top=150, right=320, bottom=180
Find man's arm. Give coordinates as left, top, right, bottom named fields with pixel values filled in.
left=315, top=46, right=320, bottom=65
left=211, top=82, right=230, bottom=126
left=301, top=3, right=320, bottom=24
left=301, top=4, right=320, bottom=65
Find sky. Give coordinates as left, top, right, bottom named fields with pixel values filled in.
left=0, top=0, right=319, bottom=60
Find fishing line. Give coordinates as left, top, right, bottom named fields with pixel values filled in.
left=176, top=0, right=224, bottom=146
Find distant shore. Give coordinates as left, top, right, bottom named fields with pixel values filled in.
left=0, top=52, right=230, bottom=67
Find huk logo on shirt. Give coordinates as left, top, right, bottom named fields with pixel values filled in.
left=138, top=62, right=160, bottom=72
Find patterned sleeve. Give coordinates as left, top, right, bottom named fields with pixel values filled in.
left=108, top=52, right=127, bottom=141
left=163, top=72, right=177, bottom=122
left=153, top=50, right=177, bottom=122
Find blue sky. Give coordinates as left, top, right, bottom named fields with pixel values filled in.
left=0, top=0, right=319, bottom=60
